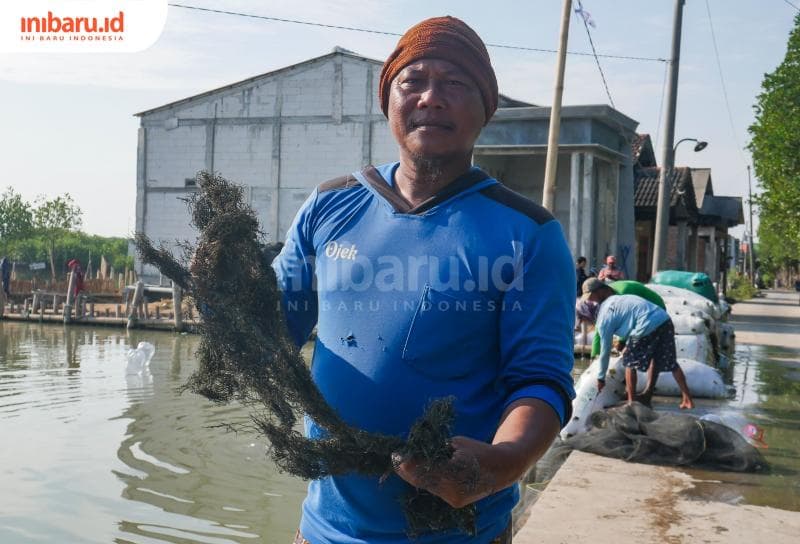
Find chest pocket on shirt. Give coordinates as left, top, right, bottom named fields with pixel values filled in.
left=401, top=284, right=498, bottom=379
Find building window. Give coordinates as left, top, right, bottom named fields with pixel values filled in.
left=185, top=178, right=196, bottom=187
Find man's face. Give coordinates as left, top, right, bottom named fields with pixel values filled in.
left=388, top=58, right=486, bottom=163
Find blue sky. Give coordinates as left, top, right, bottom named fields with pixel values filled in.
left=1, top=0, right=796, bottom=239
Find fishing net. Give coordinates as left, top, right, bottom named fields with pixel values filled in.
left=135, top=171, right=478, bottom=537
left=555, top=403, right=768, bottom=472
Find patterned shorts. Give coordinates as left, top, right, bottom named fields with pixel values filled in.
left=622, top=319, right=678, bottom=374
left=293, top=523, right=512, bottom=543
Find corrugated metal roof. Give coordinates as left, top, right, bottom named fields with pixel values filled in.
left=698, top=195, right=744, bottom=226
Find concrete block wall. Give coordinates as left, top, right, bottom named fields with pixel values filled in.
left=282, top=63, right=336, bottom=117
left=342, top=61, right=369, bottom=116
left=281, top=122, right=364, bottom=189
left=135, top=52, right=399, bottom=276
left=370, top=122, right=398, bottom=166
left=145, top=125, right=207, bottom=186
left=213, top=124, right=273, bottom=187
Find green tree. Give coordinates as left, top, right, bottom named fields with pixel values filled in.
left=0, top=187, right=34, bottom=256
left=32, top=194, right=82, bottom=280
left=748, top=13, right=800, bottom=282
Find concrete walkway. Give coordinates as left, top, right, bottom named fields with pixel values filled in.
left=730, top=290, right=800, bottom=349
left=515, top=290, right=800, bottom=544
left=515, top=451, right=800, bottom=544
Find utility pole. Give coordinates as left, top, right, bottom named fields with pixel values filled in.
left=651, top=0, right=686, bottom=277
left=542, top=0, right=573, bottom=211
left=747, top=165, right=756, bottom=283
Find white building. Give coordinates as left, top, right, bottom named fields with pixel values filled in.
left=135, top=48, right=639, bottom=279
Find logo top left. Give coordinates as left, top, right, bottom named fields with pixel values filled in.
left=1, top=0, right=169, bottom=53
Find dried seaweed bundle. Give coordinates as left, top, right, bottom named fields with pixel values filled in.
left=135, top=171, right=476, bottom=536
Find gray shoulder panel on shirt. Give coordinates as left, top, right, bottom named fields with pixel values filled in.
left=478, top=184, right=555, bottom=226
left=318, top=174, right=361, bottom=193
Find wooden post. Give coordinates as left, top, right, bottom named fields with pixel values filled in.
left=124, top=287, right=131, bottom=316
left=31, top=292, right=40, bottom=314
left=105, top=307, right=110, bottom=318
left=115, top=304, right=121, bottom=319
left=0, top=288, right=6, bottom=319
left=127, top=281, right=144, bottom=329
left=63, top=272, right=77, bottom=323
left=155, top=305, right=161, bottom=319
left=89, top=302, right=95, bottom=318
left=542, top=0, right=573, bottom=212
left=39, top=299, right=45, bottom=321
left=172, top=284, right=183, bottom=332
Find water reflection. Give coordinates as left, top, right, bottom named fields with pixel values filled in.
left=0, top=321, right=304, bottom=543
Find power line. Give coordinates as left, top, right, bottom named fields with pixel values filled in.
left=167, top=3, right=667, bottom=63
left=704, top=0, right=749, bottom=167
left=782, top=0, right=800, bottom=12
left=575, top=1, right=615, bottom=108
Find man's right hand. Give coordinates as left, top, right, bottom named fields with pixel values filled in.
left=597, top=379, right=605, bottom=392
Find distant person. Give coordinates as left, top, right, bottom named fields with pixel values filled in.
left=598, top=255, right=625, bottom=282
left=66, top=259, right=85, bottom=297
left=580, top=278, right=694, bottom=409
left=0, top=256, right=11, bottom=298
left=576, top=256, right=589, bottom=297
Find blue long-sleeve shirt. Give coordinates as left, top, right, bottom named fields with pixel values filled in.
left=273, top=162, right=576, bottom=544
left=595, top=294, right=671, bottom=380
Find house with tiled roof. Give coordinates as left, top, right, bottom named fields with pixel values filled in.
left=631, top=136, right=744, bottom=289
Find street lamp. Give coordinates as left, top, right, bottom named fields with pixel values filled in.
left=674, top=137, right=708, bottom=154
left=651, top=137, right=708, bottom=277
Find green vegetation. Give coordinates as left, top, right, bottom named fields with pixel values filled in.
left=728, top=270, right=759, bottom=301
left=748, top=13, right=800, bottom=286
left=0, top=188, right=132, bottom=279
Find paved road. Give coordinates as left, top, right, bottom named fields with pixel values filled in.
left=515, top=289, right=800, bottom=543
left=730, top=290, right=800, bottom=349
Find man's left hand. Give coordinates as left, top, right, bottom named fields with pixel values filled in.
left=394, top=398, right=561, bottom=509
left=394, top=436, right=495, bottom=509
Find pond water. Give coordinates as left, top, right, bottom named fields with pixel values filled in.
left=0, top=322, right=306, bottom=543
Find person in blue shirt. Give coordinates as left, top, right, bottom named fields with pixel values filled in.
left=273, top=16, right=576, bottom=544
left=580, top=278, right=694, bottom=409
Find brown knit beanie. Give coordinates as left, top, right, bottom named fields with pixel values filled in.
left=379, top=16, right=499, bottom=124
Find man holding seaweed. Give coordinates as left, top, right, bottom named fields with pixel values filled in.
left=273, top=16, right=576, bottom=544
